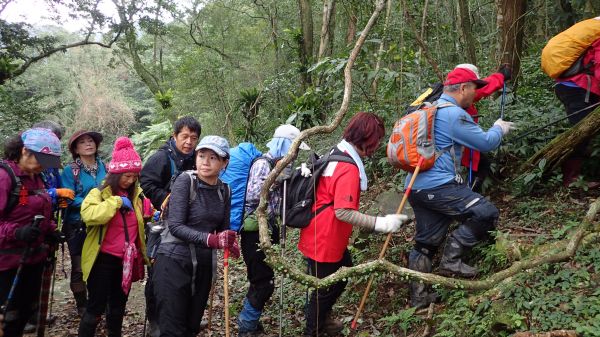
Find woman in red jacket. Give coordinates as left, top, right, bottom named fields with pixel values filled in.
left=297, top=112, right=407, bottom=336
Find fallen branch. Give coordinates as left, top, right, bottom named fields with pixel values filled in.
left=512, top=330, right=578, bottom=337
left=263, top=192, right=598, bottom=291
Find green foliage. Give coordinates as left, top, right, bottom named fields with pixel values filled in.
left=379, top=307, right=421, bottom=335
left=155, top=89, right=174, bottom=110
left=131, top=120, right=173, bottom=161
left=433, top=247, right=600, bottom=337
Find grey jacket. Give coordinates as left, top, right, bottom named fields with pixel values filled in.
left=157, top=172, right=230, bottom=265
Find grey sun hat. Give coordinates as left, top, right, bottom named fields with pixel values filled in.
left=195, top=135, right=230, bottom=158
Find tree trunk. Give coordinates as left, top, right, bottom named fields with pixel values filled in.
left=371, top=0, right=392, bottom=95
left=496, top=0, right=526, bottom=88
left=298, top=0, right=314, bottom=90
left=457, top=0, right=477, bottom=65
left=114, top=0, right=162, bottom=97
left=318, top=0, right=336, bottom=61
left=346, top=5, right=357, bottom=45
left=519, top=106, right=600, bottom=176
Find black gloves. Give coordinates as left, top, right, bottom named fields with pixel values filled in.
left=498, top=64, right=512, bottom=81
left=45, top=231, right=67, bottom=245
left=15, top=225, right=41, bottom=243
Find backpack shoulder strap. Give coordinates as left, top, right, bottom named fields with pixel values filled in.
left=326, top=148, right=357, bottom=166
left=181, top=170, right=198, bottom=204
left=69, top=162, right=81, bottom=192
left=0, top=161, right=20, bottom=214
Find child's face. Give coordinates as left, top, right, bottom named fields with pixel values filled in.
left=118, top=172, right=138, bottom=190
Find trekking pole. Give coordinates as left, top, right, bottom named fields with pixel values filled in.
left=1, top=215, right=45, bottom=314
left=468, top=149, right=474, bottom=188
left=224, top=248, right=230, bottom=337
left=500, top=82, right=507, bottom=120
left=206, top=282, right=216, bottom=330
left=351, top=157, right=425, bottom=329
left=37, top=208, right=65, bottom=337
left=47, top=208, right=65, bottom=329
left=509, top=100, right=600, bottom=143
left=279, top=180, right=287, bottom=337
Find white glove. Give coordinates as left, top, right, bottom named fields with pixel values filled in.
left=300, top=163, right=312, bottom=177
left=374, top=214, right=408, bottom=233
left=493, top=119, right=516, bottom=135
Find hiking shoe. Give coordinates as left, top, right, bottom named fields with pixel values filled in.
left=323, top=314, right=343, bottom=336
left=23, top=322, right=36, bottom=333
left=438, top=237, right=478, bottom=278
left=238, top=322, right=265, bottom=337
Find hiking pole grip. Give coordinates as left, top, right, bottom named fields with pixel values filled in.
left=351, top=158, right=424, bottom=329
left=224, top=249, right=230, bottom=337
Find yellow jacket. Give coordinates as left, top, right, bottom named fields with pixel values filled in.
left=80, top=184, right=148, bottom=282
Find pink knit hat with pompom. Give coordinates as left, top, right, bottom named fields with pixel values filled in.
left=108, top=137, right=142, bottom=173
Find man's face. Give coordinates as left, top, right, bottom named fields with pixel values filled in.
left=173, top=126, right=199, bottom=155
left=459, top=82, right=478, bottom=108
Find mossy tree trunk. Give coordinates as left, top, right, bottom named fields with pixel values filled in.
left=519, top=105, right=600, bottom=176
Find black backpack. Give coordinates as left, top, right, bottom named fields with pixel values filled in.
left=559, top=53, right=594, bottom=78
left=0, top=160, right=22, bottom=215
left=283, top=148, right=356, bottom=229
left=0, top=160, right=46, bottom=216
left=405, top=82, right=443, bottom=115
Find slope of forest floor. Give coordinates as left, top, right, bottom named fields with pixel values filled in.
left=28, top=180, right=600, bottom=337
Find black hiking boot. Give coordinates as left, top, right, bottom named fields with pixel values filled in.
left=438, top=237, right=478, bottom=278
left=408, top=249, right=440, bottom=309
left=322, top=313, right=343, bottom=336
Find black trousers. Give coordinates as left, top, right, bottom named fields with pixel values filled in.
left=153, top=254, right=213, bottom=337
left=240, top=225, right=279, bottom=311
left=304, top=249, right=353, bottom=335
left=83, top=253, right=128, bottom=335
left=144, top=265, right=158, bottom=323
left=555, top=84, right=600, bottom=158
left=0, top=262, right=44, bottom=337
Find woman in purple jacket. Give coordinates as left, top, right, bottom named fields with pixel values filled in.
left=0, top=128, right=62, bottom=336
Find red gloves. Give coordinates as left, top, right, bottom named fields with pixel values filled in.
left=206, top=230, right=240, bottom=259
left=229, top=240, right=241, bottom=259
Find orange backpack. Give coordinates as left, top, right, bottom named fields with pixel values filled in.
left=541, top=17, right=600, bottom=79
left=387, top=102, right=454, bottom=172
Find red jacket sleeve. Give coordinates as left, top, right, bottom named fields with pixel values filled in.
left=474, top=73, right=505, bottom=102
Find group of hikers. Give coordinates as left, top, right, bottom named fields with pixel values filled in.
left=1, top=16, right=600, bottom=337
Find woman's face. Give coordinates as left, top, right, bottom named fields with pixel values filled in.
left=196, top=149, right=228, bottom=181
left=118, top=172, right=138, bottom=191
left=75, top=135, right=97, bottom=157
left=19, top=148, right=42, bottom=174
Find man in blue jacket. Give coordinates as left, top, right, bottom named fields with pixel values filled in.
left=406, top=66, right=515, bottom=309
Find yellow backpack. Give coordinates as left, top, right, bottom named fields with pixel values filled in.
left=541, top=17, right=600, bottom=79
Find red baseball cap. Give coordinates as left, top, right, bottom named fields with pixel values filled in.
left=444, top=68, right=488, bottom=88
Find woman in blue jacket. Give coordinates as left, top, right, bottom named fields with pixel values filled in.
left=61, top=130, right=107, bottom=316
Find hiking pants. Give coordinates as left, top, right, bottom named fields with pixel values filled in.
left=555, top=84, right=600, bottom=159
left=240, top=225, right=279, bottom=311
left=408, top=181, right=499, bottom=251
left=153, top=254, right=213, bottom=337
left=82, top=253, right=128, bottom=336
left=0, top=262, right=44, bottom=337
left=304, top=249, right=353, bottom=335
left=64, top=220, right=87, bottom=308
